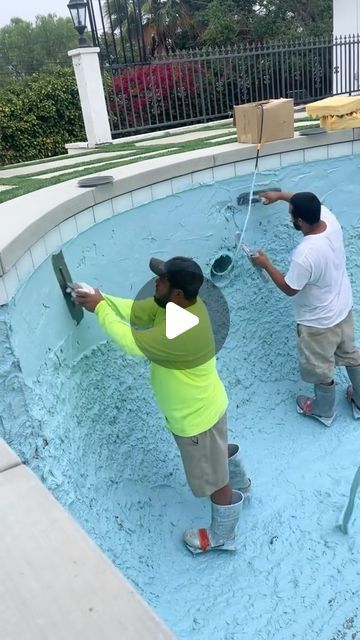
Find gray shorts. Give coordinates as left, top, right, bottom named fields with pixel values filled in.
left=297, top=310, right=360, bottom=384
left=173, top=414, right=229, bottom=497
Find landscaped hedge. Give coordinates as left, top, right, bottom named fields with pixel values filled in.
left=0, top=66, right=85, bottom=165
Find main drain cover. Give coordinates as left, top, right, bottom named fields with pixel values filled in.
left=78, top=175, right=114, bottom=187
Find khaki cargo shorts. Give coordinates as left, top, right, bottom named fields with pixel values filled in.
left=173, top=413, right=229, bottom=497
left=297, top=310, right=360, bottom=384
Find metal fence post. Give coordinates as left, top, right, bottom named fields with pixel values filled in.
left=349, top=36, right=353, bottom=94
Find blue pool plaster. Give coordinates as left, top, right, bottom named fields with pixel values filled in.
left=1, top=154, right=360, bottom=639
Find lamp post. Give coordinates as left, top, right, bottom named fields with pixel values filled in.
left=67, top=0, right=89, bottom=47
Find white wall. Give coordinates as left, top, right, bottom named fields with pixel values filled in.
left=333, top=0, right=360, bottom=36
left=333, top=0, right=360, bottom=94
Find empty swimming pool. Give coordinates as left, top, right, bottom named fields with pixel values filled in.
left=1, top=153, right=359, bottom=639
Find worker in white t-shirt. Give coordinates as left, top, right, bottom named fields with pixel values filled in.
left=251, top=191, right=360, bottom=427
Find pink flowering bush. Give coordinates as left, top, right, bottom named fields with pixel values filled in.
left=110, top=61, right=222, bottom=130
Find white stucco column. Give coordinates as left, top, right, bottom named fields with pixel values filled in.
left=333, top=0, right=360, bottom=94
left=68, top=47, right=112, bottom=148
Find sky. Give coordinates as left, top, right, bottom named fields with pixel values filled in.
left=0, top=0, right=69, bottom=28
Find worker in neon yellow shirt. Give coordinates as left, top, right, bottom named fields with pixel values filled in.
left=74, top=256, right=251, bottom=554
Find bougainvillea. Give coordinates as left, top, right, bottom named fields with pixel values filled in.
left=110, top=61, right=223, bottom=130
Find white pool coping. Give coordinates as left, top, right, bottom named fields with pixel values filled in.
left=0, top=441, right=175, bottom=640
left=0, top=127, right=359, bottom=638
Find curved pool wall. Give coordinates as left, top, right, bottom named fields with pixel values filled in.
left=1, top=133, right=360, bottom=639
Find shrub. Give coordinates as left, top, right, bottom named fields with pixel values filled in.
left=110, top=61, right=218, bottom=130
left=0, top=66, right=85, bottom=165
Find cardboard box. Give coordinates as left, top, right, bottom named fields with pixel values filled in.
left=233, top=99, right=294, bottom=144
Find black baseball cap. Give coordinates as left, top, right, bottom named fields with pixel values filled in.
left=149, top=256, right=204, bottom=299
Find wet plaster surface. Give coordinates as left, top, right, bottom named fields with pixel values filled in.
left=1, top=155, right=360, bottom=640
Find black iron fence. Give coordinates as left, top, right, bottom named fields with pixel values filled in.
left=87, top=0, right=147, bottom=64
left=102, top=35, right=360, bottom=136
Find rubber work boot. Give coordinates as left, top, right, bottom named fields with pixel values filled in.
left=183, top=490, right=244, bottom=554
left=228, top=444, right=252, bottom=498
left=297, top=382, right=336, bottom=427
left=346, top=366, right=360, bottom=419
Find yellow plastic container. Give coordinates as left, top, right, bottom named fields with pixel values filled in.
left=306, top=96, right=360, bottom=117
left=319, top=113, right=360, bottom=131
left=306, top=96, right=360, bottom=131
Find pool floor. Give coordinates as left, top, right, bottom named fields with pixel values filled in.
left=20, top=286, right=360, bottom=639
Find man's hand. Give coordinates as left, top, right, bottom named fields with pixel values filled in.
left=251, top=254, right=299, bottom=296
left=74, top=287, right=104, bottom=312
left=260, top=191, right=294, bottom=205
left=260, top=191, right=281, bottom=205
left=251, top=250, right=271, bottom=270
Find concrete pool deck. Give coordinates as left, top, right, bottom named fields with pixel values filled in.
left=0, top=440, right=174, bottom=639
left=0, top=125, right=359, bottom=638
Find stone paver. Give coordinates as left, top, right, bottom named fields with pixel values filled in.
left=297, top=120, right=321, bottom=127
left=0, top=463, right=174, bottom=639
left=0, top=150, right=135, bottom=179
left=135, top=128, right=235, bottom=146
left=36, top=149, right=180, bottom=179
left=110, top=118, right=233, bottom=146
left=209, top=134, right=236, bottom=143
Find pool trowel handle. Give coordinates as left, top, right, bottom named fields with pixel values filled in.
left=66, top=282, right=95, bottom=299
left=259, top=196, right=270, bottom=205
left=241, top=244, right=269, bottom=282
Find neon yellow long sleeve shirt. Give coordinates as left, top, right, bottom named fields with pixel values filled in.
left=94, top=294, right=228, bottom=437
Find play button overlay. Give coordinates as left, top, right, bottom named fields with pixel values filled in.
left=166, top=302, right=199, bottom=339
left=130, top=273, right=230, bottom=370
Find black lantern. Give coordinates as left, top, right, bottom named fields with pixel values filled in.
left=67, top=0, right=89, bottom=47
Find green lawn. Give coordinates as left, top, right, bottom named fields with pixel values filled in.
left=0, top=117, right=319, bottom=205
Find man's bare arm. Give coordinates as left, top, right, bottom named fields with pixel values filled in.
left=251, top=251, right=299, bottom=297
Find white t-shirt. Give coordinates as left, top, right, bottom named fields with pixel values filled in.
left=285, top=206, right=352, bottom=327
